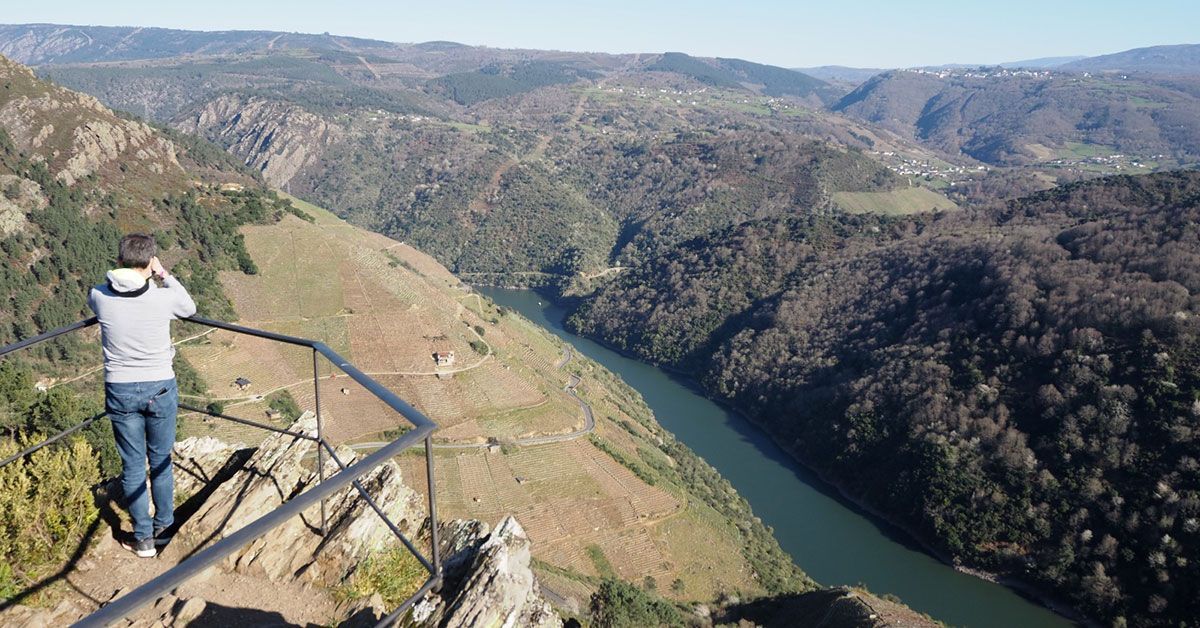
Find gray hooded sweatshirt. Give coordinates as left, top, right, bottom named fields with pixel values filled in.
left=88, top=268, right=198, bottom=383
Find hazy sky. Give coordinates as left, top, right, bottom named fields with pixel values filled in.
left=5, top=0, right=1198, bottom=68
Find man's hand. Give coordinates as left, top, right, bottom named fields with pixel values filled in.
left=149, top=256, right=168, bottom=279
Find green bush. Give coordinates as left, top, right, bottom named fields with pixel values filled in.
left=0, top=436, right=100, bottom=601
left=266, top=390, right=302, bottom=422
left=589, top=577, right=686, bottom=628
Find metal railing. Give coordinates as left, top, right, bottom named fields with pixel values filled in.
left=0, top=316, right=441, bottom=627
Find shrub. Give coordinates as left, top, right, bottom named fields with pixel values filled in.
left=266, top=390, right=302, bottom=422
left=589, top=577, right=686, bottom=628
left=338, top=546, right=426, bottom=607
left=0, top=436, right=100, bottom=601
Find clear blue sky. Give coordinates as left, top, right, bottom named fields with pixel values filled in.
left=5, top=0, right=1198, bottom=68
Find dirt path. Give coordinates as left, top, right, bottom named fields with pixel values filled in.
left=467, top=63, right=622, bottom=213
left=51, top=328, right=217, bottom=389
left=63, top=534, right=338, bottom=626
left=356, top=55, right=381, bottom=80
left=553, top=346, right=573, bottom=369
left=347, top=346, right=594, bottom=451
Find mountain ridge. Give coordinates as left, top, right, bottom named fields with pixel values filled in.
left=1, top=54, right=943, bottom=626
left=1063, top=43, right=1200, bottom=75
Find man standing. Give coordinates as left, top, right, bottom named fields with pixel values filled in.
left=88, top=234, right=197, bottom=557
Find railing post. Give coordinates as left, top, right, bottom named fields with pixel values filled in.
left=425, top=435, right=442, bottom=586
left=3, top=317, right=443, bottom=624
left=313, top=348, right=327, bottom=537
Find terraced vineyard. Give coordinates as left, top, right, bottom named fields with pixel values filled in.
left=174, top=194, right=782, bottom=603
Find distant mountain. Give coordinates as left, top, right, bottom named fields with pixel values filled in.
left=833, top=69, right=1200, bottom=165
left=0, top=23, right=398, bottom=65
left=794, top=57, right=1084, bottom=88
left=998, top=55, right=1087, bottom=68
left=648, top=52, right=844, bottom=104
left=792, top=65, right=886, bottom=86
left=1062, top=43, right=1200, bottom=75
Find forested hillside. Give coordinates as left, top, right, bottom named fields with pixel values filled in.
left=429, top=61, right=599, bottom=106
left=0, top=53, right=304, bottom=600
left=1, top=25, right=965, bottom=288
left=647, top=52, right=843, bottom=104
left=571, top=170, right=1200, bottom=626
left=165, top=73, right=906, bottom=284
left=0, top=54, right=297, bottom=343
left=834, top=69, right=1200, bottom=166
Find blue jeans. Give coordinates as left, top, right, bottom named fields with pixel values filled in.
left=106, top=378, right=178, bottom=541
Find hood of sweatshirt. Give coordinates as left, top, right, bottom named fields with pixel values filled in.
left=106, top=268, right=151, bottom=296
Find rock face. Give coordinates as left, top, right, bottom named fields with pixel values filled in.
left=177, top=413, right=424, bottom=589
left=0, top=54, right=183, bottom=187
left=438, top=517, right=562, bottom=628
left=1, top=415, right=563, bottom=627
left=0, top=173, right=46, bottom=235
left=175, top=94, right=339, bottom=186
left=168, top=418, right=562, bottom=627
left=0, top=25, right=98, bottom=66
left=95, top=416, right=559, bottom=627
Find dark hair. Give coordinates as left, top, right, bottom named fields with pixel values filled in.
left=118, top=234, right=157, bottom=269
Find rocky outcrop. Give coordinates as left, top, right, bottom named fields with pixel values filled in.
left=57, top=117, right=178, bottom=184
left=717, top=586, right=942, bottom=628
left=175, top=413, right=424, bottom=589
left=438, top=517, right=562, bottom=628
left=175, top=94, right=340, bottom=186
left=2, top=415, right=563, bottom=627
left=0, top=174, right=46, bottom=235
left=149, top=417, right=558, bottom=627
left=0, top=54, right=182, bottom=186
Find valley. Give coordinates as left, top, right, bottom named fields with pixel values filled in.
left=2, top=17, right=1200, bottom=627
left=0, top=54, right=825, bottom=626
left=166, top=195, right=805, bottom=606
left=482, top=286, right=1070, bottom=627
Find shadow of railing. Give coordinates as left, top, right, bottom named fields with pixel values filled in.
left=0, top=316, right=441, bottom=627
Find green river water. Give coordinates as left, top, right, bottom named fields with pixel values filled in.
left=479, top=286, right=1072, bottom=628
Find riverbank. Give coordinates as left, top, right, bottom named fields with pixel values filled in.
left=554, top=293, right=1087, bottom=625
left=735, top=409, right=1089, bottom=626
left=547, top=287, right=1088, bottom=625
left=480, top=285, right=1075, bottom=628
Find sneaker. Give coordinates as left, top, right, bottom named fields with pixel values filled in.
left=120, top=537, right=156, bottom=558
left=153, top=526, right=174, bottom=547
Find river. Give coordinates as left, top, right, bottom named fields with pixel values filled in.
left=479, top=286, right=1070, bottom=628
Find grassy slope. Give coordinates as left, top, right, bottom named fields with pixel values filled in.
left=833, top=186, right=958, bottom=214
